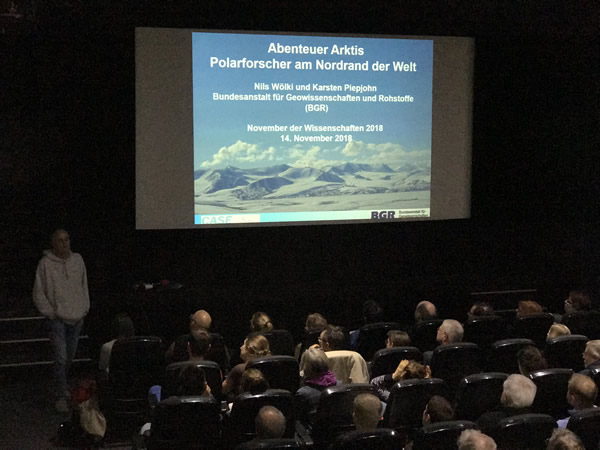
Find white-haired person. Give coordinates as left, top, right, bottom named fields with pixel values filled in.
left=582, top=340, right=600, bottom=372
left=295, top=347, right=338, bottom=423
left=477, top=374, right=537, bottom=435
left=423, top=319, right=464, bottom=365
left=457, top=429, right=497, bottom=450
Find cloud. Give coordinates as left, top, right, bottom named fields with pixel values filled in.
left=340, top=141, right=430, bottom=166
left=201, top=141, right=276, bottom=168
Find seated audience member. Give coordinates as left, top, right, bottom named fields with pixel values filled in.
left=141, top=365, right=212, bottom=435
left=582, top=340, right=600, bottom=370
left=98, top=312, right=135, bottom=373
left=477, top=374, right=537, bottom=435
left=352, top=393, right=383, bottom=432
left=315, top=325, right=369, bottom=383
left=467, top=302, right=495, bottom=320
left=415, top=301, right=438, bottom=323
left=254, top=405, right=286, bottom=440
left=296, top=348, right=338, bottom=422
left=349, top=300, right=385, bottom=347
left=517, top=345, right=548, bottom=376
left=240, top=368, right=270, bottom=395
left=423, top=319, right=464, bottom=364
left=422, top=395, right=454, bottom=425
left=371, top=359, right=431, bottom=402
left=548, top=323, right=572, bottom=340
left=222, top=334, right=270, bottom=399
left=294, top=313, right=328, bottom=360
left=250, top=311, right=274, bottom=334
left=564, top=290, right=592, bottom=315
left=517, top=300, right=543, bottom=317
left=546, top=428, right=585, bottom=450
left=556, top=373, right=598, bottom=428
left=186, top=330, right=212, bottom=361
left=386, top=330, right=411, bottom=348
left=166, top=309, right=230, bottom=369
left=457, top=429, right=497, bottom=450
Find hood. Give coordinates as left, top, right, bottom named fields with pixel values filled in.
left=43, top=249, right=70, bottom=263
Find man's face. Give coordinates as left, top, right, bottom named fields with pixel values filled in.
left=52, top=231, right=71, bottom=258
left=437, top=326, right=447, bottom=344
left=318, top=331, right=330, bottom=351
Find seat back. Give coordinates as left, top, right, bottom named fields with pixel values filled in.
left=413, top=420, right=478, bottom=450
left=410, top=320, right=443, bottom=352
left=164, top=360, right=223, bottom=399
left=236, top=438, right=301, bottom=449
left=511, top=313, right=555, bottom=347
left=297, top=328, right=324, bottom=361
left=567, top=407, right=600, bottom=450
left=545, top=334, right=588, bottom=372
left=454, top=372, right=508, bottom=421
left=430, top=342, right=482, bottom=394
left=563, top=311, right=600, bottom=339
left=104, top=336, right=164, bottom=433
left=487, top=338, right=535, bottom=373
left=529, top=368, right=573, bottom=419
left=229, top=389, right=295, bottom=446
left=206, top=332, right=231, bottom=372
left=369, top=347, right=423, bottom=378
left=262, top=330, right=295, bottom=356
left=492, top=413, right=555, bottom=450
left=148, top=396, right=221, bottom=449
left=331, top=428, right=405, bottom=450
left=355, top=322, right=402, bottom=361
left=312, top=383, right=379, bottom=445
left=246, top=355, right=300, bottom=393
left=382, top=378, right=448, bottom=432
left=463, top=316, right=506, bottom=350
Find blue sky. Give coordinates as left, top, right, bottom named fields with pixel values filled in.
left=193, top=32, right=433, bottom=171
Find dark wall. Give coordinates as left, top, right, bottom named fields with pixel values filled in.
left=1, top=1, right=598, bottom=343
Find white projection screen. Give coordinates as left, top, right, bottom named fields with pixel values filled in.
left=136, top=28, right=473, bottom=229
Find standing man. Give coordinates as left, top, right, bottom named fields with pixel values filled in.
left=33, top=229, right=90, bottom=412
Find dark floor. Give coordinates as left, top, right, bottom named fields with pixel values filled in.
left=0, top=368, right=132, bottom=450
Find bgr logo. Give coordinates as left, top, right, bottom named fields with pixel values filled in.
left=371, top=211, right=396, bottom=219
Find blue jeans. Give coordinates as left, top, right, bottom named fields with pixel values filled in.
left=48, top=318, right=84, bottom=397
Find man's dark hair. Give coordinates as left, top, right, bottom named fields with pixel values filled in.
left=189, top=331, right=211, bottom=357
left=415, top=301, right=438, bottom=322
left=568, top=290, right=592, bottom=312
left=517, top=345, right=548, bottom=376
left=426, top=395, right=454, bottom=423
left=387, top=330, right=411, bottom=347
left=322, top=325, right=346, bottom=350
left=177, top=365, right=207, bottom=396
left=469, top=302, right=494, bottom=318
left=362, top=300, right=384, bottom=323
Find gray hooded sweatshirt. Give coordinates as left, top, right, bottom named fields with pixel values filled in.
left=33, top=250, right=90, bottom=324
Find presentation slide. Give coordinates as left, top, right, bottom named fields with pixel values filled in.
left=136, top=29, right=473, bottom=229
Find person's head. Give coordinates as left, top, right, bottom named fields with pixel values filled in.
left=189, top=309, right=212, bottom=333
left=362, top=300, right=384, bottom=323
left=240, top=334, right=271, bottom=362
left=565, top=290, right=592, bottom=314
left=319, top=325, right=345, bottom=351
left=468, top=302, right=494, bottom=319
left=422, top=395, right=454, bottom=425
left=393, top=359, right=431, bottom=381
left=415, top=301, right=438, bottom=322
left=188, top=331, right=211, bottom=359
left=250, top=312, right=273, bottom=333
left=305, top=313, right=327, bottom=331
left=177, top=365, right=208, bottom=396
left=567, top=373, right=598, bottom=410
left=352, top=393, right=382, bottom=431
left=386, top=330, right=411, bottom=348
left=517, top=300, right=543, bottom=317
left=300, top=347, right=330, bottom=379
left=457, top=429, right=497, bottom=450
left=255, top=406, right=286, bottom=439
left=501, top=374, right=537, bottom=408
left=240, top=368, right=269, bottom=394
left=517, top=345, right=548, bottom=376
left=547, top=323, right=571, bottom=339
left=546, top=428, right=585, bottom=450
left=110, top=312, right=135, bottom=340
left=583, top=340, right=600, bottom=367
left=437, top=319, right=464, bottom=345
left=51, top=229, right=71, bottom=259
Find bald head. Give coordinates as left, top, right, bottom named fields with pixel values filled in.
left=190, top=310, right=212, bottom=332
left=415, top=301, right=437, bottom=322
left=255, top=406, right=286, bottom=439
